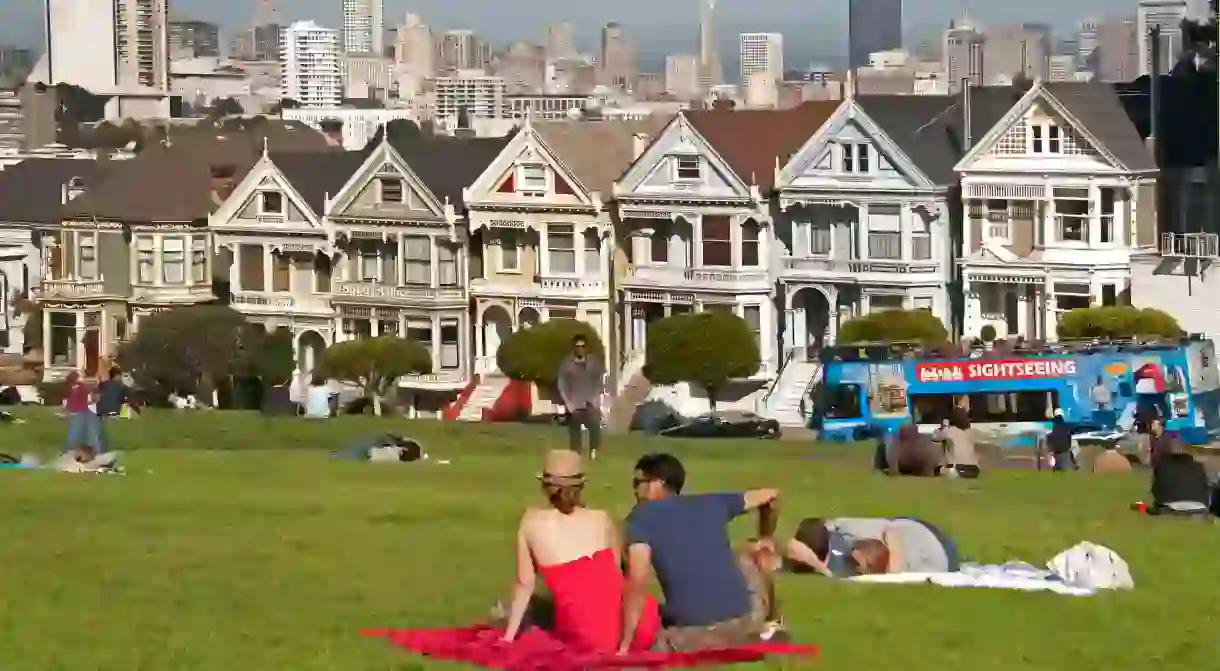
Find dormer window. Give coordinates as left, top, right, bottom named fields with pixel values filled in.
left=842, top=144, right=869, bottom=173
left=1031, top=123, right=1062, bottom=154
left=260, top=191, right=283, bottom=214
left=517, top=164, right=547, bottom=195
left=675, top=156, right=701, bottom=181
left=379, top=178, right=404, bottom=203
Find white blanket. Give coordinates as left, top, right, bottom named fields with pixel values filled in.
left=848, top=562, right=1097, bottom=596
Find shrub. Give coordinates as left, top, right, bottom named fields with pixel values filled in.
left=1058, top=306, right=1181, bottom=340
left=316, top=336, right=431, bottom=415
left=497, top=319, right=605, bottom=390
left=980, top=324, right=997, bottom=343
left=646, top=311, right=760, bottom=412
left=838, top=309, right=949, bottom=346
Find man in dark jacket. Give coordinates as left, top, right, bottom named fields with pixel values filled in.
left=556, top=334, right=605, bottom=458
left=1151, top=440, right=1211, bottom=514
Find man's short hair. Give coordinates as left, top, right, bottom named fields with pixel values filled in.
left=572, top=333, right=587, bottom=345
left=793, top=517, right=830, bottom=561
left=634, top=453, right=686, bottom=494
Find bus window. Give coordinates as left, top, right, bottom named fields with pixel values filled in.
left=911, top=394, right=955, bottom=425
left=825, top=384, right=863, bottom=419
left=912, top=391, right=1058, bottom=424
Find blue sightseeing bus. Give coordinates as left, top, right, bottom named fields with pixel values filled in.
left=813, top=338, right=1220, bottom=447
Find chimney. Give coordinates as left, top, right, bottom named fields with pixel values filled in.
left=632, top=133, right=650, bottom=159
left=209, top=164, right=237, bottom=207
left=318, top=118, right=344, bottom=148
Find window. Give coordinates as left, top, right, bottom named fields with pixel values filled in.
left=378, top=319, right=399, bottom=336
left=701, top=216, right=731, bottom=267
left=1055, top=282, right=1091, bottom=311
left=78, top=233, right=97, bottom=280
left=518, top=164, right=547, bottom=192
left=841, top=144, right=855, bottom=172
left=238, top=243, right=263, bottom=291
left=260, top=191, right=283, bottom=214
left=870, top=294, right=904, bottom=312
left=403, top=236, right=431, bottom=285
left=1031, top=123, right=1062, bottom=155
left=343, top=319, right=372, bottom=339
left=1048, top=124, right=1061, bottom=153
left=437, top=243, right=458, bottom=286
left=499, top=230, right=520, bottom=272
left=191, top=236, right=208, bottom=283
left=313, top=254, right=331, bottom=293
left=1053, top=187, right=1089, bottom=242
left=137, top=236, right=155, bottom=284
left=440, top=321, right=460, bottom=369
left=272, top=252, right=291, bottom=292
left=1031, top=124, right=1042, bottom=153
left=1102, top=284, right=1117, bottom=306
left=741, top=220, right=760, bottom=267
left=743, top=305, right=761, bottom=345
left=807, top=222, right=832, bottom=255
left=856, top=144, right=869, bottom=172
left=407, top=322, right=432, bottom=357
left=379, top=178, right=404, bottom=203
left=1100, top=188, right=1115, bottom=243
left=358, top=242, right=379, bottom=281
left=910, top=391, right=1058, bottom=425
left=913, top=296, right=933, bottom=311
left=547, top=224, right=576, bottom=274
left=649, top=227, right=669, bottom=263
left=675, top=156, right=700, bottom=180
left=583, top=230, right=600, bottom=275
left=985, top=199, right=1009, bottom=242
left=867, top=204, right=901, bottom=260
left=911, top=215, right=931, bottom=260
left=824, top=383, right=862, bottom=419
left=162, top=238, right=185, bottom=284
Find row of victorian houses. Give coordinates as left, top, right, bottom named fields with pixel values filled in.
left=0, top=80, right=1177, bottom=420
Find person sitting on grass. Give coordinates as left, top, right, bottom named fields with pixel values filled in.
left=1150, top=440, right=1211, bottom=515
left=885, top=423, right=940, bottom=477
left=931, top=408, right=980, bottom=478
left=781, top=516, right=960, bottom=577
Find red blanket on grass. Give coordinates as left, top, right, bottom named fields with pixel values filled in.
left=364, top=625, right=818, bottom=670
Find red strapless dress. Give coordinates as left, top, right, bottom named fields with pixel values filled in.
left=364, top=548, right=818, bottom=669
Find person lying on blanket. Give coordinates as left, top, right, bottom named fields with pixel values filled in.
left=780, top=517, right=961, bottom=577
left=620, top=452, right=784, bottom=654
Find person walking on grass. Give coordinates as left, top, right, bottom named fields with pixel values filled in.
left=557, top=334, right=605, bottom=459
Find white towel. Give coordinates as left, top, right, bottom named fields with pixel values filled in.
left=848, top=562, right=1098, bottom=596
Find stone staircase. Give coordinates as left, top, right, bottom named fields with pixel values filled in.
left=458, top=375, right=510, bottom=421
left=765, top=360, right=822, bottom=428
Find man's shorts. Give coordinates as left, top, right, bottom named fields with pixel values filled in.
left=653, top=554, right=769, bottom=652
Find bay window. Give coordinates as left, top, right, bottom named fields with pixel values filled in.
left=807, top=222, right=832, bottom=255
left=272, top=251, right=291, bottom=292
left=583, top=230, right=600, bottom=275
left=407, top=321, right=432, bottom=358
left=499, top=230, right=520, bottom=272
left=438, top=242, right=458, bottom=287
left=403, top=236, right=431, bottom=286
left=162, top=238, right=185, bottom=284
left=440, top=320, right=460, bottom=369
left=547, top=224, right=576, bottom=274
left=911, top=215, right=932, bottom=260
left=701, top=216, right=731, bottom=267
left=78, top=233, right=98, bottom=280
left=743, top=305, right=761, bottom=345
left=649, top=226, right=669, bottom=263
left=867, top=204, right=901, bottom=260
left=358, top=242, right=379, bottom=281
left=1053, top=187, right=1089, bottom=243
left=137, top=236, right=155, bottom=284
left=313, top=254, right=331, bottom=293
left=191, top=236, right=208, bottom=283
left=238, top=243, right=263, bottom=291
left=741, top=220, right=761, bottom=267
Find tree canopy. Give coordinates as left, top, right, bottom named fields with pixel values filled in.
left=316, top=336, right=431, bottom=414
left=645, top=310, right=760, bottom=411
left=497, top=319, right=604, bottom=388
left=838, top=309, right=950, bottom=346
left=1057, top=306, right=1181, bottom=340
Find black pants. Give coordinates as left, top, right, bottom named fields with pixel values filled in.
left=942, top=464, right=981, bottom=479
left=567, top=406, right=602, bottom=454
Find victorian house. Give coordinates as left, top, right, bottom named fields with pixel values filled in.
left=463, top=117, right=670, bottom=379
left=323, top=123, right=512, bottom=411
left=613, top=103, right=839, bottom=382
left=955, top=81, right=1157, bottom=342
left=27, top=126, right=333, bottom=378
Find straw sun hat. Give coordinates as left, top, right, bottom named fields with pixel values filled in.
left=539, top=449, right=587, bottom=486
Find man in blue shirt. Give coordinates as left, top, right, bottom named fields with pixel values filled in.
left=620, top=453, right=781, bottom=653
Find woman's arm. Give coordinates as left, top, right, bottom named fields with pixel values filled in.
left=784, top=538, right=834, bottom=577
left=500, top=515, right=537, bottom=642
left=882, top=527, right=904, bottom=574
left=605, top=512, right=623, bottom=568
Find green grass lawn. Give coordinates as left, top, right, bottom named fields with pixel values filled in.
left=0, top=410, right=1216, bottom=670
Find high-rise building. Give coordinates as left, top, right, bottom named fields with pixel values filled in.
left=848, top=0, right=903, bottom=70
left=430, top=74, right=507, bottom=119
left=1077, top=18, right=1100, bottom=70
left=169, top=21, right=221, bottom=58
left=280, top=21, right=343, bottom=108
left=394, top=14, right=433, bottom=73
left=699, top=0, right=723, bottom=88
left=342, top=0, right=385, bottom=55
left=666, top=54, right=701, bottom=100
left=1096, top=16, right=1139, bottom=82
left=599, top=22, right=637, bottom=91
left=546, top=22, right=577, bottom=61
left=943, top=16, right=984, bottom=93
left=739, top=33, right=783, bottom=87
left=43, top=0, right=170, bottom=95
left=439, top=30, right=489, bottom=71
left=1138, top=0, right=1189, bottom=75
left=983, top=24, right=1051, bottom=83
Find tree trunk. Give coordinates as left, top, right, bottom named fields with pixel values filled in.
left=708, top=386, right=717, bottom=415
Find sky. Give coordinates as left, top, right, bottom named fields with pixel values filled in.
left=1, top=0, right=1154, bottom=66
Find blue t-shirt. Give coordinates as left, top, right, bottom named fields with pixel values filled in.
left=625, top=493, right=751, bottom=627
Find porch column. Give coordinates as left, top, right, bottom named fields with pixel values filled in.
left=332, top=317, right=343, bottom=344
left=859, top=293, right=872, bottom=316
left=575, top=226, right=586, bottom=277
left=690, top=215, right=701, bottom=268
left=41, top=308, right=51, bottom=367
left=370, top=318, right=380, bottom=337
left=1016, top=286, right=1030, bottom=339
left=962, top=274, right=975, bottom=338
left=1044, top=273, right=1058, bottom=341
left=857, top=203, right=870, bottom=260
left=1087, top=181, right=1101, bottom=246
left=73, top=311, right=85, bottom=371
left=538, top=225, right=549, bottom=277
left=262, top=244, right=273, bottom=291
left=474, top=308, right=485, bottom=367
left=899, top=204, right=911, bottom=261
left=429, top=235, right=439, bottom=288
left=227, top=245, right=238, bottom=290
left=663, top=303, right=672, bottom=317
left=826, top=286, right=840, bottom=344
left=1043, top=184, right=1056, bottom=245
left=430, top=314, right=442, bottom=373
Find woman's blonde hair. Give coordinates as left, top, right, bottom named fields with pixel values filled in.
left=851, top=538, right=891, bottom=575
left=544, top=482, right=584, bottom=514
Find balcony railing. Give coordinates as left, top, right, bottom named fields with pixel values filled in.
left=334, top=281, right=464, bottom=302
left=1161, top=232, right=1220, bottom=258
left=782, top=256, right=939, bottom=275
left=232, top=293, right=295, bottom=308
left=537, top=276, right=606, bottom=294
left=33, top=279, right=106, bottom=300
left=399, top=370, right=466, bottom=386
left=623, top=266, right=768, bottom=286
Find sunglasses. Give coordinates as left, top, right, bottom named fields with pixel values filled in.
left=632, top=477, right=654, bottom=489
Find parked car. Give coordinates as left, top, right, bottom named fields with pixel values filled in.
left=658, top=412, right=781, bottom=440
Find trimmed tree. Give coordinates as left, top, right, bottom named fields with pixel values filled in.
left=645, top=311, right=760, bottom=412
left=838, top=309, right=950, bottom=346
left=1058, top=306, right=1181, bottom=340
left=497, top=319, right=605, bottom=397
left=117, top=305, right=260, bottom=405
left=316, top=336, right=431, bottom=415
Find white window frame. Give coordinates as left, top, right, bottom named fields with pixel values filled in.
left=582, top=229, right=601, bottom=275
left=910, top=214, right=933, bottom=260
left=516, top=164, right=548, bottom=194
left=161, top=237, right=186, bottom=284
left=742, top=304, right=762, bottom=346
left=546, top=224, right=577, bottom=275
left=1053, top=187, right=1090, bottom=244
left=855, top=143, right=870, bottom=173
left=378, top=177, right=405, bottom=204
left=259, top=191, right=284, bottom=215
left=358, top=243, right=380, bottom=282
left=190, top=235, right=208, bottom=283
left=439, top=319, right=460, bottom=370
left=136, top=236, right=155, bottom=284
left=984, top=199, right=1012, bottom=245
left=841, top=143, right=855, bottom=173
left=673, top=155, right=701, bottom=181
left=402, top=235, right=432, bottom=286
left=78, top=232, right=98, bottom=280
left=806, top=221, right=832, bottom=256
left=499, top=230, right=520, bottom=273
left=1029, top=122, right=1063, bottom=155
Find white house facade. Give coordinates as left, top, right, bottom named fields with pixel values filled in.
left=955, top=81, right=1159, bottom=342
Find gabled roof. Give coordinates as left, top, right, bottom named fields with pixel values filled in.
left=1041, top=81, right=1155, bottom=172
left=533, top=116, right=673, bottom=196
left=0, top=158, right=114, bottom=224
left=63, top=123, right=336, bottom=223
left=684, top=101, right=842, bottom=192
left=856, top=88, right=1017, bottom=185
left=380, top=125, right=517, bottom=212
left=269, top=151, right=369, bottom=216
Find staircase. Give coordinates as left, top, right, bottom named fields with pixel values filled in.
left=764, top=358, right=822, bottom=428
left=458, top=375, right=510, bottom=421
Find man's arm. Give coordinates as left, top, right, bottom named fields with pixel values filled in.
left=555, top=359, right=573, bottom=408
left=742, top=488, right=780, bottom=540
left=618, top=542, right=652, bottom=654
left=784, top=538, right=834, bottom=577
